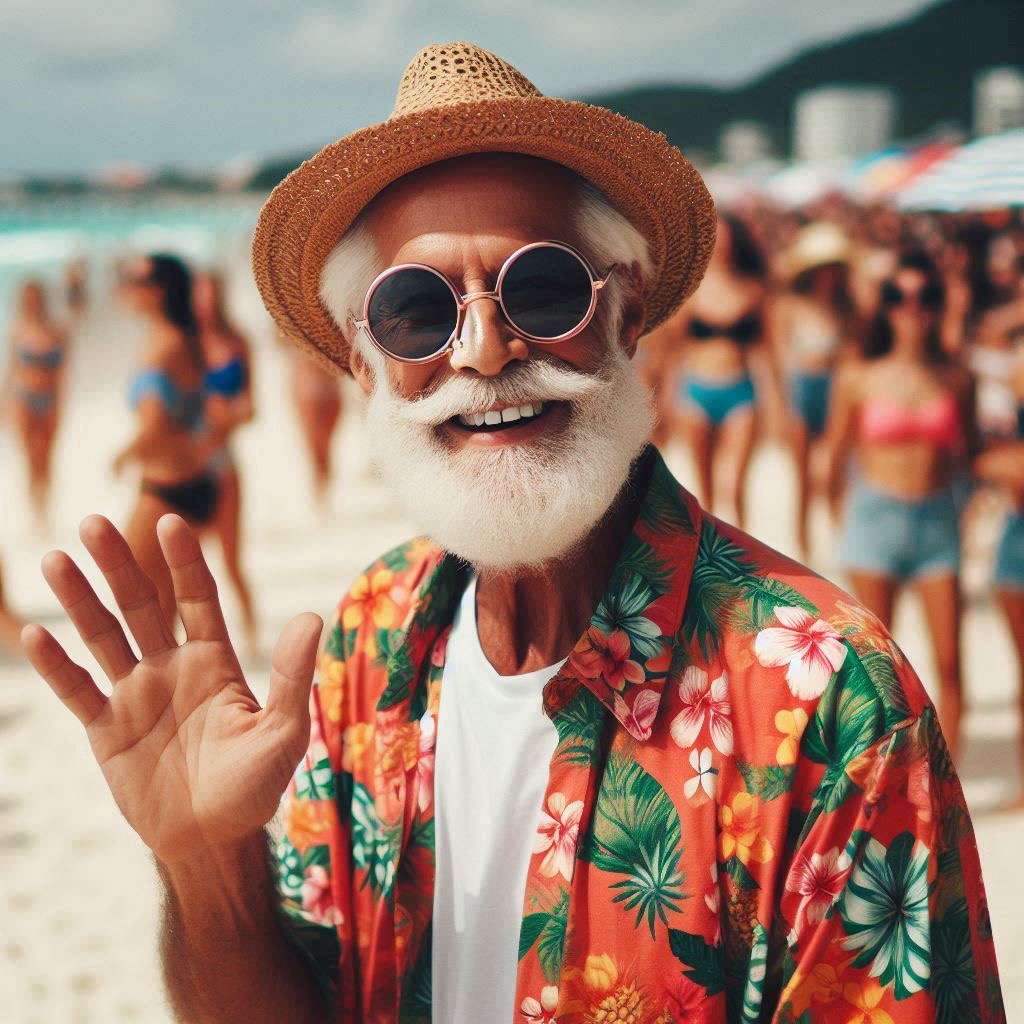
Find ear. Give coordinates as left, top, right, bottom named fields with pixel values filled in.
left=349, top=339, right=375, bottom=396
left=619, top=262, right=648, bottom=360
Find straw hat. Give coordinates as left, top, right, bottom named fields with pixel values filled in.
left=785, top=222, right=851, bottom=280
left=253, top=42, right=716, bottom=372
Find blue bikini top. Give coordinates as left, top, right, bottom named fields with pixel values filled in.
left=204, top=356, right=246, bottom=398
left=17, top=346, right=64, bottom=369
left=129, top=369, right=204, bottom=432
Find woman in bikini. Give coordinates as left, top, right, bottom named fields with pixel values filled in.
left=771, top=223, right=856, bottom=559
left=289, top=349, right=343, bottom=505
left=826, top=249, right=976, bottom=760
left=5, top=279, right=68, bottom=528
left=193, top=270, right=259, bottom=656
left=114, top=255, right=221, bottom=625
left=665, top=213, right=776, bottom=529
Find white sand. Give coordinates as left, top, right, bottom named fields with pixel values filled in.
left=2, top=266, right=1021, bottom=1021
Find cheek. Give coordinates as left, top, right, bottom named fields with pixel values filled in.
left=389, top=361, right=444, bottom=399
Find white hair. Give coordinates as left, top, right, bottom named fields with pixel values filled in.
left=318, top=174, right=654, bottom=366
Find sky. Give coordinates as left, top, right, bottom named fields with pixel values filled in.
left=0, top=0, right=940, bottom=177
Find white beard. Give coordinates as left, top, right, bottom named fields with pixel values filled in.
left=363, top=342, right=655, bottom=573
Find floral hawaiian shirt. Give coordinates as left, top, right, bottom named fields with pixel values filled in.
left=275, top=446, right=1003, bottom=1023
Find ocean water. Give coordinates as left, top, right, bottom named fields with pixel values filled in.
left=0, top=194, right=263, bottom=345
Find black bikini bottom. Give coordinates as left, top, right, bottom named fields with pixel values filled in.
left=141, top=473, right=220, bottom=525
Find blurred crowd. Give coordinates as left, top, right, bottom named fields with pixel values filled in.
left=2, top=198, right=1024, bottom=802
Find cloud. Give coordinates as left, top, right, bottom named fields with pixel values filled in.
left=0, top=0, right=177, bottom=60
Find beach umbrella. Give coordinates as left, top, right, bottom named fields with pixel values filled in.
left=761, top=160, right=851, bottom=208
left=843, top=148, right=910, bottom=201
left=898, top=129, right=1024, bottom=210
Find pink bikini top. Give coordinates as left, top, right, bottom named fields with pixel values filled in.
left=858, top=392, right=962, bottom=448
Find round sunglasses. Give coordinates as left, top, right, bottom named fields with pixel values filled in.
left=352, top=241, right=617, bottom=363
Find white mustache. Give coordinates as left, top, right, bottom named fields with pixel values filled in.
left=395, top=358, right=607, bottom=427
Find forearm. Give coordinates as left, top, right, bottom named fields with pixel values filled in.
left=159, top=832, right=328, bottom=1024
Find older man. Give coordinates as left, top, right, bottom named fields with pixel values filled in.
left=25, top=43, right=1001, bottom=1024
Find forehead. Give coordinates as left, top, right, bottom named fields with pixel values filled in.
left=364, top=154, right=580, bottom=265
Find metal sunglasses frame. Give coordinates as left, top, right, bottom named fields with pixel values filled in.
left=351, top=240, right=617, bottom=364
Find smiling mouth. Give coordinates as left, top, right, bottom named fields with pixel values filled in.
left=451, top=401, right=549, bottom=432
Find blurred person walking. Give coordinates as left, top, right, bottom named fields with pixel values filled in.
left=289, top=349, right=343, bottom=505
left=114, top=255, right=221, bottom=626
left=666, top=213, right=776, bottom=528
left=826, top=250, right=976, bottom=759
left=194, top=270, right=259, bottom=657
left=4, top=279, right=68, bottom=529
left=771, top=223, right=855, bottom=559
left=0, top=559, right=24, bottom=656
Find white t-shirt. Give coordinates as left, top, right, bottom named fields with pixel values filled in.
left=431, top=576, right=564, bottom=1024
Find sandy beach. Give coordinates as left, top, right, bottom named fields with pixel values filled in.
left=2, top=264, right=1021, bottom=1022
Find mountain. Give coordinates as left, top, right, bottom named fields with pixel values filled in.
left=248, top=0, right=1022, bottom=189
left=585, top=0, right=1023, bottom=159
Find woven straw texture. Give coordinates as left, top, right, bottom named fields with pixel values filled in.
left=253, top=42, right=716, bottom=373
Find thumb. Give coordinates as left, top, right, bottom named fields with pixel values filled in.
left=266, top=612, right=323, bottom=726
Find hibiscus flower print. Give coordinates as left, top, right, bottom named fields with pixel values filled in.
left=754, top=606, right=848, bottom=700
left=416, top=710, right=436, bottom=814
left=670, top=666, right=733, bottom=754
left=785, top=846, right=852, bottom=941
left=719, top=791, right=774, bottom=866
left=775, top=708, right=809, bottom=766
left=683, top=747, right=718, bottom=805
left=611, top=688, right=660, bottom=741
left=300, top=864, right=343, bottom=926
left=521, top=985, right=558, bottom=1023
left=535, top=792, right=584, bottom=880
left=571, top=627, right=646, bottom=692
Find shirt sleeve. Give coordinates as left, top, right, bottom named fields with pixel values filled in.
left=274, top=609, right=355, bottom=1014
left=774, top=703, right=1004, bottom=1022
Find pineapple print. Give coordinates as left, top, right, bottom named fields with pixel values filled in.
left=724, top=885, right=758, bottom=963
left=585, top=982, right=645, bottom=1023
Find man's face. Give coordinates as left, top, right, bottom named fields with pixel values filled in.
left=337, top=154, right=654, bottom=573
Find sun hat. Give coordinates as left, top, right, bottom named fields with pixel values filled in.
left=252, top=42, right=716, bottom=373
left=785, top=222, right=852, bottom=280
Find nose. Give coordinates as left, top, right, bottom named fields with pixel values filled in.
left=448, top=294, right=529, bottom=376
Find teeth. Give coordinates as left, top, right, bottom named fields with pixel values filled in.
left=456, top=402, right=546, bottom=429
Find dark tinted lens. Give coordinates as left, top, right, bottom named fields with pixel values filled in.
left=880, top=281, right=903, bottom=306
left=920, top=283, right=944, bottom=309
left=367, top=268, right=457, bottom=360
left=501, top=246, right=594, bottom=339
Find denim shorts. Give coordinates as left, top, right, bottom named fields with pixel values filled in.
left=995, top=509, right=1024, bottom=591
left=789, top=370, right=831, bottom=438
left=840, top=480, right=960, bottom=581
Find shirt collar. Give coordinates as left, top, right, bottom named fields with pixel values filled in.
left=385, top=446, right=702, bottom=742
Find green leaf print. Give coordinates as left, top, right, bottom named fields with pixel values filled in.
left=593, top=572, right=665, bottom=660
left=552, top=687, right=604, bottom=766
left=322, top=620, right=347, bottom=660
left=350, top=782, right=396, bottom=898
left=735, top=760, right=795, bottom=802
left=537, top=892, right=569, bottom=983
left=398, top=921, right=432, bottom=1022
left=722, top=856, right=760, bottom=891
left=931, top=899, right=978, bottom=1024
left=840, top=832, right=932, bottom=1000
left=732, top=577, right=818, bottom=634
left=739, top=922, right=768, bottom=1024
left=614, top=534, right=674, bottom=594
left=518, top=913, right=548, bottom=960
left=668, top=928, right=725, bottom=995
left=639, top=455, right=696, bottom=534
left=585, top=754, right=687, bottom=937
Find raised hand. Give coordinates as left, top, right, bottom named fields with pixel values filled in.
left=22, top=514, right=323, bottom=865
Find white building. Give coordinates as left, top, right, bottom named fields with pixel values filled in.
left=974, top=67, right=1024, bottom=137
left=719, top=121, right=774, bottom=165
left=792, top=86, right=896, bottom=162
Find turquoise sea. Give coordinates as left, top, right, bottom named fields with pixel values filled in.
left=0, top=194, right=264, bottom=343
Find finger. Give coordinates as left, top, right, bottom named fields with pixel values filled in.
left=22, top=623, right=107, bottom=726
left=265, top=613, right=323, bottom=731
left=39, top=551, right=138, bottom=682
left=157, top=514, right=228, bottom=644
left=79, top=515, right=176, bottom=656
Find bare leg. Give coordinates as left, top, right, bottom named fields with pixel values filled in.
left=790, top=417, right=812, bottom=561
left=295, top=395, right=342, bottom=504
left=916, top=572, right=964, bottom=765
left=997, top=588, right=1024, bottom=810
left=122, top=493, right=180, bottom=629
left=213, top=465, right=259, bottom=659
left=676, top=407, right=714, bottom=514
left=848, top=571, right=899, bottom=630
left=717, top=406, right=757, bottom=531
left=0, top=561, right=25, bottom=655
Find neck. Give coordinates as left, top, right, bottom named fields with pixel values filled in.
left=890, top=326, right=928, bottom=359
left=473, top=459, right=648, bottom=676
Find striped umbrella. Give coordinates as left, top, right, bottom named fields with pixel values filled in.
left=898, top=129, right=1024, bottom=210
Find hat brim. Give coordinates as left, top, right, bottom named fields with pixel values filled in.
left=252, top=96, right=716, bottom=373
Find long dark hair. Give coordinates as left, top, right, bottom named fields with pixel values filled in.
left=863, top=249, right=946, bottom=362
left=146, top=253, right=205, bottom=371
left=720, top=213, right=767, bottom=280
